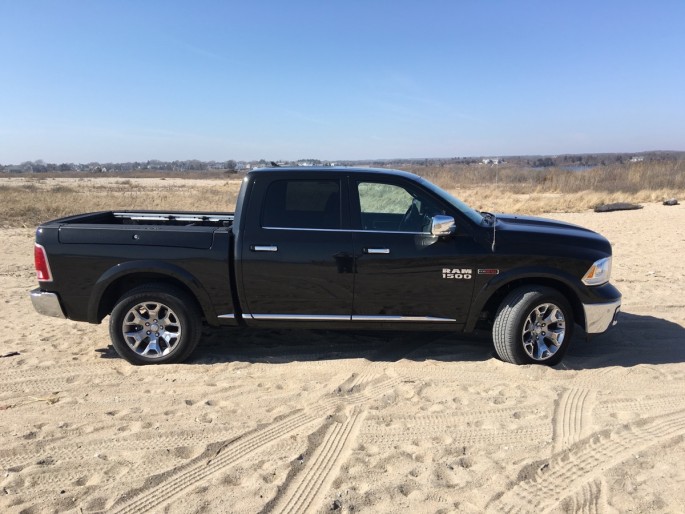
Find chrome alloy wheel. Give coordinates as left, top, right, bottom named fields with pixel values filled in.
left=121, top=302, right=182, bottom=358
left=521, top=302, right=566, bottom=361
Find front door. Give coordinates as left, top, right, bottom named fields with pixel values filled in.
left=351, top=178, right=477, bottom=323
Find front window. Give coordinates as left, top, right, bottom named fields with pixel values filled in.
left=356, top=181, right=443, bottom=233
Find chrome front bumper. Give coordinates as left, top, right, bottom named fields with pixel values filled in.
left=30, top=289, right=66, bottom=319
left=583, top=298, right=621, bottom=334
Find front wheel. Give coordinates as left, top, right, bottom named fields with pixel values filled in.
left=109, top=284, right=202, bottom=365
left=492, top=286, right=574, bottom=365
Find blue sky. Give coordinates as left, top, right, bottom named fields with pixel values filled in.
left=1, top=0, right=684, bottom=163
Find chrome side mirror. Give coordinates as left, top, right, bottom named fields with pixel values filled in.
left=431, top=215, right=456, bottom=236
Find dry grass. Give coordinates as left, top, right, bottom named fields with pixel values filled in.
left=443, top=186, right=682, bottom=215
left=1, top=161, right=683, bottom=227
left=0, top=177, right=243, bottom=228
left=408, top=159, right=685, bottom=194
left=408, top=159, right=685, bottom=214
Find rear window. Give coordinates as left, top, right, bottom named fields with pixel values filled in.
left=262, top=180, right=341, bottom=229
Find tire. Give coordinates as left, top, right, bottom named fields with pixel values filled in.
left=109, top=284, right=202, bottom=365
left=492, top=286, right=574, bottom=365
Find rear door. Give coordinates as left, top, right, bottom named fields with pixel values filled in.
left=350, top=176, right=477, bottom=323
left=239, top=173, right=354, bottom=319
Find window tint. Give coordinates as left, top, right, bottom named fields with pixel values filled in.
left=262, top=180, right=340, bottom=229
left=357, top=181, right=443, bottom=232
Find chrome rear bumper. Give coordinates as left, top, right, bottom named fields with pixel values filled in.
left=583, top=299, right=621, bottom=334
left=30, top=288, right=66, bottom=319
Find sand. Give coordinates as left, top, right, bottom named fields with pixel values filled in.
left=1, top=202, right=684, bottom=513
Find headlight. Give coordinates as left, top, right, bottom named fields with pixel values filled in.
left=582, top=257, right=612, bottom=286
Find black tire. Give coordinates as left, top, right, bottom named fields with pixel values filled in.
left=109, top=284, right=202, bottom=365
left=492, top=286, right=574, bottom=365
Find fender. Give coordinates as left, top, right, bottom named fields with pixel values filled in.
left=464, top=265, right=583, bottom=332
left=87, top=260, right=217, bottom=323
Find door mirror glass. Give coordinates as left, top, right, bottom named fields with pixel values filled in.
left=431, top=215, right=455, bottom=236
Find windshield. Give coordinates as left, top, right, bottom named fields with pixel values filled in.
left=418, top=177, right=484, bottom=225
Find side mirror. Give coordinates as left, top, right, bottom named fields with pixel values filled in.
left=431, top=215, right=456, bottom=236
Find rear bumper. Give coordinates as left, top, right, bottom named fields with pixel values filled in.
left=583, top=298, right=621, bottom=334
left=30, top=289, right=66, bottom=319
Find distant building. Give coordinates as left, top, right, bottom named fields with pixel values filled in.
left=629, top=156, right=644, bottom=163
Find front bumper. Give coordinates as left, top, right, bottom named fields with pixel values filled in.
left=30, top=288, right=66, bottom=319
left=583, top=298, right=621, bottom=334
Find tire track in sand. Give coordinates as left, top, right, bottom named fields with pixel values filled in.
left=0, top=424, right=240, bottom=469
left=112, top=409, right=323, bottom=514
left=359, top=402, right=549, bottom=449
left=270, top=407, right=367, bottom=514
left=488, top=409, right=685, bottom=513
left=597, top=392, right=685, bottom=417
left=558, top=477, right=611, bottom=514
left=553, top=388, right=596, bottom=453
left=360, top=425, right=549, bottom=450
left=110, top=371, right=398, bottom=514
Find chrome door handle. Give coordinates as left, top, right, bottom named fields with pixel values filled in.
left=365, top=248, right=390, bottom=254
left=252, top=245, right=278, bottom=252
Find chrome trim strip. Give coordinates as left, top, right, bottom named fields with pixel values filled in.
left=248, top=314, right=457, bottom=323
left=262, top=226, right=430, bottom=236
left=251, top=314, right=352, bottom=321
left=583, top=299, right=621, bottom=334
left=253, top=245, right=278, bottom=252
left=352, top=315, right=456, bottom=322
left=30, top=289, right=66, bottom=319
left=217, top=314, right=236, bottom=319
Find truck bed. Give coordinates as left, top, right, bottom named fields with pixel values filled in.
left=40, top=210, right=236, bottom=250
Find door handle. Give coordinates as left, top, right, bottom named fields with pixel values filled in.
left=252, top=245, right=278, bottom=252
left=365, top=248, right=390, bottom=254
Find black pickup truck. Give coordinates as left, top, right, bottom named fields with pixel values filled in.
left=30, top=167, right=621, bottom=366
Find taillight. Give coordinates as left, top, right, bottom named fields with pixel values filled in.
left=34, top=244, right=53, bottom=282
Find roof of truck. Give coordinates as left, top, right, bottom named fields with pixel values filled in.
left=249, top=166, right=421, bottom=180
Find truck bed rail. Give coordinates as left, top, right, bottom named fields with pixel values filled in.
left=112, top=212, right=235, bottom=223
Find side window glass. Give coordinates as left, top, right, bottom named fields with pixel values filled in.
left=358, top=183, right=413, bottom=214
left=262, top=180, right=340, bottom=229
left=357, top=182, right=442, bottom=233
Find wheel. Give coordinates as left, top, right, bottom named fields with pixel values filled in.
left=109, top=284, right=202, bottom=365
left=492, top=286, right=574, bottom=365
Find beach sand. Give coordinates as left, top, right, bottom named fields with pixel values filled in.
left=1, top=202, right=684, bottom=513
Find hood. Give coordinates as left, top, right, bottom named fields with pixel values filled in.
left=495, top=213, right=594, bottom=233
left=493, top=213, right=612, bottom=256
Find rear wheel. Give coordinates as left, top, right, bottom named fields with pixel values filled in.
left=493, top=286, right=574, bottom=365
left=109, top=284, right=202, bottom=365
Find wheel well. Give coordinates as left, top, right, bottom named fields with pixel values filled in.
left=480, top=278, right=585, bottom=329
left=97, top=273, right=203, bottom=322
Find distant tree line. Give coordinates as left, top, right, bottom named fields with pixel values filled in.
left=2, top=152, right=683, bottom=174
left=0, top=159, right=246, bottom=174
